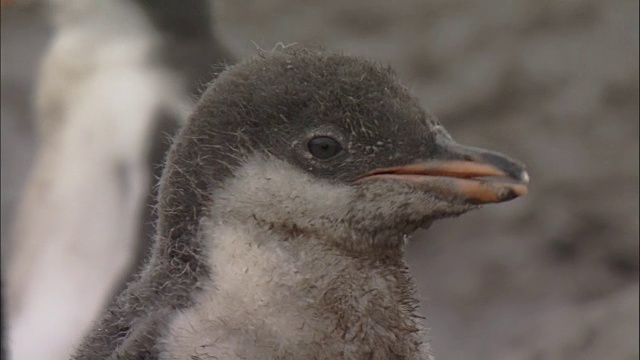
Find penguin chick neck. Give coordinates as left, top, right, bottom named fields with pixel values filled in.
left=162, top=156, right=432, bottom=358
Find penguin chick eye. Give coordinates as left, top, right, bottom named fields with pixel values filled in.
left=308, top=136, right=343, bottom=160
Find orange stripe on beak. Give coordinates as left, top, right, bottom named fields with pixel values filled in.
left=354, top=160, right=529, bottom=204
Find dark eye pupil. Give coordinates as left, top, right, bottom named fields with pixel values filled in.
left=308, top=136, right=343, bottom=159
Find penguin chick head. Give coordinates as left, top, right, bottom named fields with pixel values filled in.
left=160, top=48, right=529, bottom=253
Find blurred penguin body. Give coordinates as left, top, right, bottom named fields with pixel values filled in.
left=6, top=1, right=231, bottom=359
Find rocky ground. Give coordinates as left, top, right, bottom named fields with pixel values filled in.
left=2, top=1, right=638, bottom=359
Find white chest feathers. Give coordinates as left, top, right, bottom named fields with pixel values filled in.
left=159, top=221, right=433, bottom=359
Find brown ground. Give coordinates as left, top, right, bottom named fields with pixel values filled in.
left=2, top=1, right=638, bottom=359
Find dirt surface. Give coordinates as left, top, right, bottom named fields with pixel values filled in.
left=2, top=1, right=638, bottom=359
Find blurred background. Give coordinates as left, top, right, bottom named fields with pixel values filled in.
left=1, top=0, right=638, bottom=359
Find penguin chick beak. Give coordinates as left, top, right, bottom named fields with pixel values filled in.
left=353, top=141, right=529, bottom=205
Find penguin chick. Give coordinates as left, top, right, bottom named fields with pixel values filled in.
left=74, top=47, right=529, bottom=360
